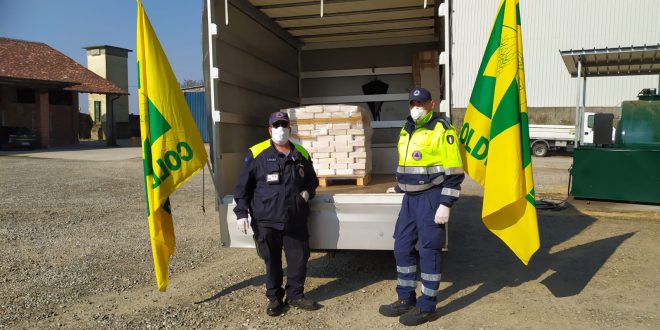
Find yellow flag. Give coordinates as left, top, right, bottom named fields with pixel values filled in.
left=458, top=0, right=539, bottom=265
left=136, top=0, right=208, bottom=291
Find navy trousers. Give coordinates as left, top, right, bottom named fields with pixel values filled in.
left=393, top=188, right=446, bottom=312
left=254, top=225, right=310, bottom=301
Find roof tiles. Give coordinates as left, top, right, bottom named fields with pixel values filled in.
left=0, top=37, right=128, bottom=95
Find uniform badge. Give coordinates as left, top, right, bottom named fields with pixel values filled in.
left=446, top=135, right=455, bottom=145
left=299, top=167, right=305, bottom=177
left=412, top=150, right=422, bottom=160
left=267, top=173, right=280, bottom=184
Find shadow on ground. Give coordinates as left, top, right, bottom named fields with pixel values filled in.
left=198, top=195, right=633, bottom=317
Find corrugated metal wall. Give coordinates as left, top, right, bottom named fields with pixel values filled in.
left=184, top=91, right=209, bottom=143
left=452, top=0, right=660, bottom=108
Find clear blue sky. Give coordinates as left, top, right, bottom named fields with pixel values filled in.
left=0, top=0, right=203, bottom=114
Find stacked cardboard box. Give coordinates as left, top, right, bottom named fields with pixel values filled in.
left=283, top=105, right=372, bottom=179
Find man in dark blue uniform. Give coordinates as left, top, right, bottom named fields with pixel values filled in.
left=233, top=111, right=320, bottom=316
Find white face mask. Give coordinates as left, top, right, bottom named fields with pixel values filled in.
left=410, top=106, right=428, bottom=121
left=271, top=127, right=290, bottom=145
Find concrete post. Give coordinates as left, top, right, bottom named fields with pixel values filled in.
left=574, top=59, right=582, bottom=147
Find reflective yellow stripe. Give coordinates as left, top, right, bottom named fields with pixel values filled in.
left=292, top=142, right=310, bottom=160
left=250, top=140, right=310, bottom=160
left=249, top=139, right=271, bottom=158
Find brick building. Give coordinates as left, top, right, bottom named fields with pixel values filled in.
left=0, top=37, right=127, bottom=148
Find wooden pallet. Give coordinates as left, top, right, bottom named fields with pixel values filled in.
left=318, top=174, right=370, bottom=187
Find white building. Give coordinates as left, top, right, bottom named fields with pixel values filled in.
left=452, top=0, right=660, bottom=123
left=84, top=45, right=132, bottom=138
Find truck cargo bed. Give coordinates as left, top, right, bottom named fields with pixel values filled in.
left=316, top=174, right=396, bottom=194
left=529, top=124, right=575, bottom=140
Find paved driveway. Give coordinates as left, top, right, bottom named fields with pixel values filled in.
left=0, top=139, right=142, bottom=161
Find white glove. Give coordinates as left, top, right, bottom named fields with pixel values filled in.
left=237, top=217, right=250, bottom=235
left=300, top=190, right=309, bottom=203
left=434, top=204, right=451, bottom=225
left=386, top=187, right=397, bottom=193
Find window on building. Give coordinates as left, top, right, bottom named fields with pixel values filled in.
left=587, top=114, right=594, bottom=129
left=49, top=90, right=73, bottom=105
left=16, top=88, right=35, bottom=104
left=94, top=101, right=102, bottom=123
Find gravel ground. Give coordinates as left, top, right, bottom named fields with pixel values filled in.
left=1, top=154, right=659, bottom=329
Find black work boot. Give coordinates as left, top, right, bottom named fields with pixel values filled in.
left=378, top=299, right=415, bottom=317
left=266, top=298, right=284, bottom=316
left=286, top=297, right=321, bottom=311
left=399, top=307, right=433, bottom=326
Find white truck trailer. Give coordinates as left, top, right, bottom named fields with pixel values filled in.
left=203, top=0, right=454, bottom=250
left=529, top=112, right=616, bottom=157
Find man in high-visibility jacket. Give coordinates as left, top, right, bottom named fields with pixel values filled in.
left=379, top=87, right=465, bottom=326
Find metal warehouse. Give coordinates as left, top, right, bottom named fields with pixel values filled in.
left=452, top=0, right=660, bottom=125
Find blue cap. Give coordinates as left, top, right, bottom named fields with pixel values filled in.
left=268, top=111, right=290, bottom=126
left=408, top=87, right=432, bottom=103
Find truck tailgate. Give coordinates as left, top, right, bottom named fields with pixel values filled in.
left=220, top=193, right=403, bottom=250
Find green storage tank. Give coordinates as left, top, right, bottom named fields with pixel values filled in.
left=572, top=93, right=660, bottom=204
left=571, top=147, right=660, bottom=204
left=618, top=94, right=660, bottom=148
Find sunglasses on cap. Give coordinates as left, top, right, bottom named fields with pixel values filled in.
left=272, top=121, right=289, bottom=128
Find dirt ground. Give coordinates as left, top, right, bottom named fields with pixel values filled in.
left=1, top=153, right=659, bottom=329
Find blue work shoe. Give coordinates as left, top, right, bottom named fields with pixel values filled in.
left=378, top=299, right=415, bottom=317
left=399, top=307, right=434, bottom=326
